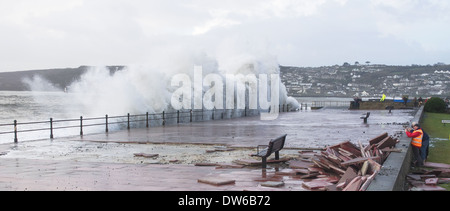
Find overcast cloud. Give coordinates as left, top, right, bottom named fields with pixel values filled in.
left=1, top=0, right=449, bottom=72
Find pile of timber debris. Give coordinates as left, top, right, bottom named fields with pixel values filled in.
left=407, top=162, right=450, bottom=191
left=297, top=132, right=399, bottom=191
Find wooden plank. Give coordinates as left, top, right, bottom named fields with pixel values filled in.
left=369, top=132, right=388, bottom=146
left=358, top=141, right=366, bottom=158
left=195, top=163, right=219, bottom=166
left=338, top=167, right=358, bottom=185
left=260, top=181, right=284, bottom=188
left=133, top=153, right=159, bottom=158
left=423, top=162, right=450, bottom=169
left=438, top=178, right=450, bottom=184
left=302, top=180, right=333, bottom=190
left=425, top=178, right=439, bottom=185
left=215, top=164, right=245, bottom=169
left=341, top=156, right=379, bottom=167
left=289, top=160, right=313, bottom=169
left=438, top=169, right=450, bottom=177
left=233, top=159, right=261, bottom=166
left=275, top=169, right=299, bottom=176
left=360, top=161, right=369, bottom=176
left=338, top=154, right=352, bottom=162
left=328, top=163, right=347, bottom=175
left=342, top=176, right=362, bottom=191
left=300, top=173, right=320, bottom=179
left=198, top=177, right=236, bottom=186
left=313, top=159, right=329, bottom=170
left=412, top=184, right=446, bottom=191
left=367, top=158, right=382, bottom=173
left=319, top=157, right=340, bottom=170
left=338, top=148, right=356, bottom=158
left=359, top=170, right=378, bottom=191
left=407, top=174, right=422, bottom=181
left=377, top=136, right=397, bottom=149
left=294, top=168, right=310, bottom=175
left=308, top=167, right=322, bottom=173
left=340, top=142, right=363, bottom=157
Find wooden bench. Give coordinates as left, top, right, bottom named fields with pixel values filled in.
left=251, top=134, right=287, bottom=168
left=360, top=112, right=370, bottom=123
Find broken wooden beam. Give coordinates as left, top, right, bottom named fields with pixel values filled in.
left=341, top=156, right=379, bottom=167
left=369, top=132, right=388, bottom=146
left=423, top=162, right=450, bottom=169
left=302, top=180, right=333, bottom=190
left=133, top=153, right=159, bottom=158
left=425, top=178, right=439, bottom=185
left=359, top=170, right=378, bottom=191
left=377, top=136, right=397, bottom=149
left=198, top=177, right=236, bottom=186
left=289, top=160, right=313, bottom=169
left=342, top=176, right=363, bottom=191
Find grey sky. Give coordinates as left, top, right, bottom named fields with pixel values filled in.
left=1, top=0, right=449, bottom=72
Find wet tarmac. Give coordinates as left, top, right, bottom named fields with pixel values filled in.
left=0, top=108, right=415, bottom=191
left=64, top=107, right=413, bottom=148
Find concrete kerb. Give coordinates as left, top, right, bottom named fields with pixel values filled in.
left=367, top=106, right=423, bottom=191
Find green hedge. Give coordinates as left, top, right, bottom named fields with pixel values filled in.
left=424, top=97, right=446, bottom=113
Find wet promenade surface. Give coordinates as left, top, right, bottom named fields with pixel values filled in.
left=0, top=108, right=414, bottom=191
left=70, top=108, right=414, bottom=148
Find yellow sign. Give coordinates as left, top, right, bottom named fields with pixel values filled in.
left=380, top=94, right=386, bottom=102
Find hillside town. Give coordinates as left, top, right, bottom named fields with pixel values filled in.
left=280, top=63, right=450, bottom=99
left=0, top=63, right=449, bottom=101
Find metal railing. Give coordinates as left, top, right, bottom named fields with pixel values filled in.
left=299, top=101, right=350, bottom=108
left=0, top=104, right=293, bottom=143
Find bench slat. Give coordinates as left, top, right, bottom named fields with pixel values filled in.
left=257, top=149, right=268, bottom=157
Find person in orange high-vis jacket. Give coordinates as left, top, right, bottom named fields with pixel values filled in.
left=405, top=122, right=424, bottom=167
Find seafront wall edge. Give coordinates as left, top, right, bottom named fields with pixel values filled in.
left=367, top=106, right=424, bottom=191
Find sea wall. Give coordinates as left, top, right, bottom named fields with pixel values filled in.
left=358, top=101, right=415, bottom=110
left=367, top=106, right=424, bottom=191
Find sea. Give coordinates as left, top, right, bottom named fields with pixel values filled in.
left=0, top=91, right=97, bottom=143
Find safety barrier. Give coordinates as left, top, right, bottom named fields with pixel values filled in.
left=0, top=104, right=293, bottom=143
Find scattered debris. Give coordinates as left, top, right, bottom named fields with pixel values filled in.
left=232, top=158, right=290, bottom=166
left=232, top=159, right=262, bottom=166
left=133, top=153, right=159, bottom=158
left=215, top=164, right=245, bottom=169
left=198, top=177, right=236, bottom=186
left=407, top=161, right=450, bottom=191
left=302, top=180, right=333, bottom=191
left=206, top=146, right=236, bottom=153
left=195, top=162, right=219, bottom=166
left=261, top=181, right=285, bottom=188
left=295, top=132, right=398, bottom=191
left=191, top=132, right=405, bottom=191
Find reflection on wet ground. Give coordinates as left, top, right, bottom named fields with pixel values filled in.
left=71, top=108, right=414, bottom=148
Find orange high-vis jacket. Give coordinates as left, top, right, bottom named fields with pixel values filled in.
left=406, top=128, right=423, bottom=148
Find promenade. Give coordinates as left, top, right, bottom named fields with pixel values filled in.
left=0, top=108, right=413, bottom=191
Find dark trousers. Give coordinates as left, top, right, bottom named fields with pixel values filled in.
left=420, top=139, right=429, bottom=161
left=412, top=145, right=423, bottom=167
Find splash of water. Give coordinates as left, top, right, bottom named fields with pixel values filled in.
left=22, top=75, right=62, bottom=92
left=23, top=40, right=299, bottom=118
left=65, top=54, right=299, bottom=117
